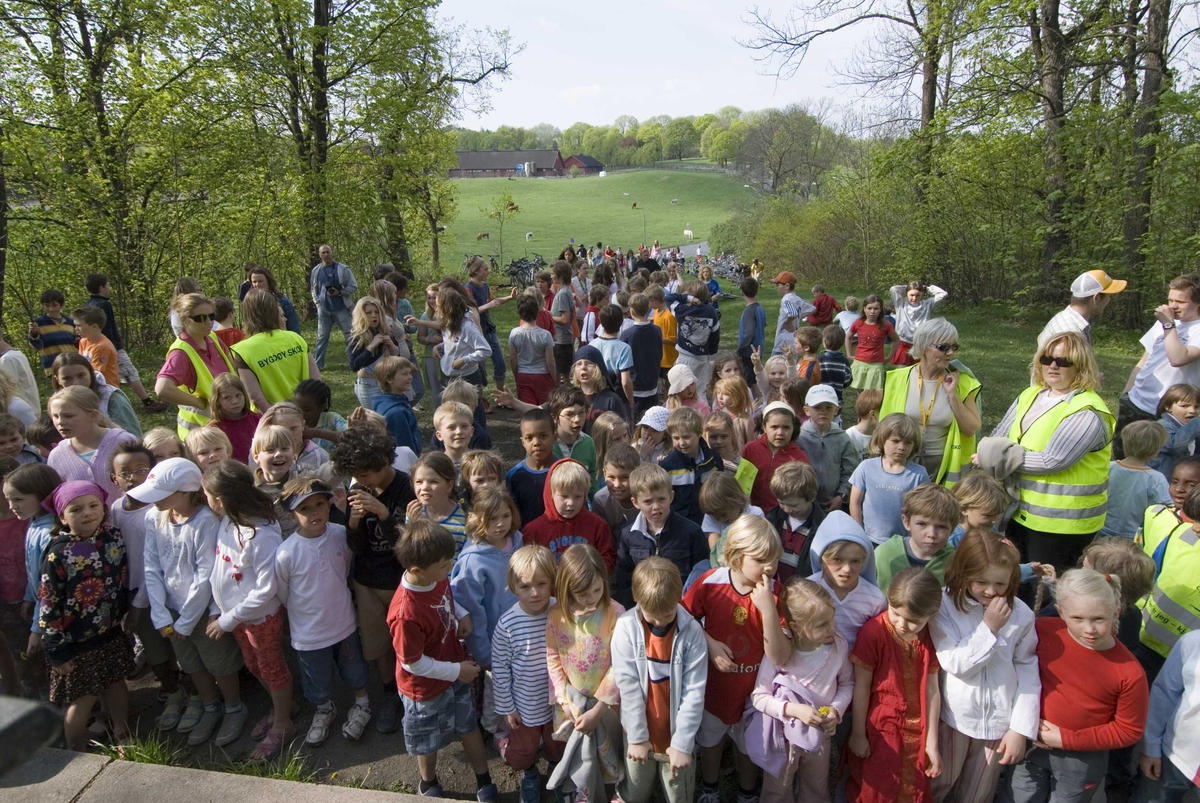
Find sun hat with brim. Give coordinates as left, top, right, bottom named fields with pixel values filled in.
left=126, top=457, right=203, bottom=504
left=769, top=272, right=797, bottom=286
left=667, top=364, right=698, bottom=396
left=638, top=406, right=670, bottom=432
left=805, top=384, right=840, bottom=408
left=1071, top=270, right=1127, bottom=298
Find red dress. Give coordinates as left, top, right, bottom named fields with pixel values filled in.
left=846, top=612, right=940, bottom=803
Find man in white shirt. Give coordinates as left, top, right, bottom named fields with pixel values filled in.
left=1117, top=273, right=1200, bottom=457
left=1038, top=269, right=1127, bottom=349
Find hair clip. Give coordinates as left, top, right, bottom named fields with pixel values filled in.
left=1105, top=573, right=1112, bottom=582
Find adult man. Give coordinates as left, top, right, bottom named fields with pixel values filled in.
left=309, top=244, right=358, bottom=370
left=1116, top=273, right=1200, bottom=457
left=1038, top=270, right=1127, bottom=349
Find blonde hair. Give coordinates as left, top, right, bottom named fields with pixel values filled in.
left=1120, top=420, right=1169, bottom=462
left=556, top=544, right=610, bottom=625
left=260, top=401, right=305, bottom=452
left=780, top=578, right=834, bottom=648
left=886, top=567, right=943, bottom=620
left=465, top=486, right=520, bottom=543
left=1053, top=567, right=1122, bottom=622
left=186, top=426, right=233, bottom=457
left=770, top=461, right=818, bottom=503
left=433, top=401, right=473, bottom=432
left=703, top=410, right=744, bottom=454
left=629, top=463, right=671, bottom=501
left=699, top=472, right=747, bottom=522
left=571, top=359, right=606, bottom=395
left=1032, top=331, right=1101, bottom=393
left=715, top=376, right=753, bottom=417
left=47, top=386, right=117, bottom=430
left=665, top=406, right=703, bottom=437
left=374, top=355, right=414, bottom=391
left=724, top=514, right=783, bottom=572
left=953, top=472, right=1008, bottom=518
left=143, top=427, right=192, bottom=462
left=870, top=412, right=923, bottom=458
left=632, top=556, right=682, bottom=618
left=1082, top=536, right=1155, bottom=609
left=549, top=460, right=591, bottom=496
left=441, top=378, right=479, bottom=408
left=507, top=544, right=557, bottom=593
left=590, top=412, right=627, bottom=474
left=209, top=373, right=250, bottom=420
left=348, top=408, right=388, bottom=432
left=251, top=424, right=295, bottom=458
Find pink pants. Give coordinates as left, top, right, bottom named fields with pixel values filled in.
left=761, top=737, right=832, bottom=803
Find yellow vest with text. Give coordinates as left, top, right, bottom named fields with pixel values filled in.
left=1007, top=387, right=1113, bottom=534
left=1138, top=514, right=1200, bottom=657
left=881, top=364, right=981, bottom=487
left=166, top=334, right=235, bottom=439
left=231, top=330, right=310, bottom=411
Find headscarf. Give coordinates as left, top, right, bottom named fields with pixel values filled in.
left=44, top=480, right=108, bottom=520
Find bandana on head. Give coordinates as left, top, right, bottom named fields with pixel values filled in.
left=44, top=480, right=108, bottom=520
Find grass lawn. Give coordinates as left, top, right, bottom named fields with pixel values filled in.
left=447, top=169, right=752, bottom=262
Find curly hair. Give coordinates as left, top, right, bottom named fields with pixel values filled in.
left=330, top=426, right=396, bottom=476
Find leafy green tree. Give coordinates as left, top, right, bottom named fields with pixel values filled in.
left=481, top=188, right=520, bottom=265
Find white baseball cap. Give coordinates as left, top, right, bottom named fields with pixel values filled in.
left=667, top=364, right=698, bottom=396
left=637, top=406, right=670, bottom=432
left=805, top=384, right=840, bottom=408
left=127, top=457, right=203, bottom=504
left=1071, top=270, right=1127, bottom=298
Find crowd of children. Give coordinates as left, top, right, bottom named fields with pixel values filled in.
left=0, top=255, right=1197, bottom=803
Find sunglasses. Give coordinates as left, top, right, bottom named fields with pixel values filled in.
left=1039, top=355, right=1075, bottom=368
left=931, top=343, right=959, bottom=354
left=188, top=313, right=216, bottom=323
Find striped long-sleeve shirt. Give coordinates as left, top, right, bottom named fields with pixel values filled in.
left=992, top=390, right=1109, bottom=473
left=490, top=603, right=553, bottom=727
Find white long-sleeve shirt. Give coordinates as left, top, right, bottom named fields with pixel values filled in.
left=274, top=523, right=357, bottom=651
left=211, top=518, right=283, bottom=631
left=142, top=505, right=221, bottom=636
left=110, top=497, right=150, bottom=609
left=439, top=318, right=492, bottom=379
left=928, top=588, right=1041, bottom=740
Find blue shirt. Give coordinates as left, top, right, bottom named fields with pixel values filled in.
left=1101, top=462, right=1170, bottom=539
left=506, top=462, right=550, bottom=529
left=24, top=513, right=55, bottom=632
left=849, top=458, right=929, bottom=544
left=589, top=336, right=634, bottom=377
left=312, top=262, right=351, bottom=311
left=738, top=302, right=766, bottom=358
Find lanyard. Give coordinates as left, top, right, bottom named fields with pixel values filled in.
left=916, top=369, right=940, bottom=429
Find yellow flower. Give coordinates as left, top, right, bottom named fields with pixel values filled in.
left=817, top=706, right=831, bottom=717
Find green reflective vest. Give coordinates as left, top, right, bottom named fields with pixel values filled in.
left=1007, top=387, right=1113, bottom=535
left=1139, top=517, right=1200, bottom=657
left=166, top=334, right=234, bottom=440
left=880, top=364, right=981, bottom=487
left=230, top=330, right=310, bottom=411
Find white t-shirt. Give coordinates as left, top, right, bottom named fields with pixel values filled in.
left=1130, top=319, right=1200, bottom=415
left=274, top=523, right=357, bottom=651
left=809, top=572, right=886, bottom=651
left=0, top=349, right=40, bottom=411
left=110, top=498, right=151, bottom=608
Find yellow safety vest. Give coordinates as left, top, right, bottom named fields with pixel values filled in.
left=1136, top=503, right=1188, bottom=553
left=1007, top=387, right=1113, bottom=535
left=880, top=364, right=981, bottom=487
left=1139, top=518, right=1200, bottom=657
left=166, top=334, right=235, bottom=439
left=230, top=330, right=311, bottom=411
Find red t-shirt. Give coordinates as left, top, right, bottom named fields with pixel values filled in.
left=742, top=436, right=809, bottom=511
left=645, top=618, right=675, bottom=752
left=214, top=328, right=246, bottom=350
left=388, top=578, right=466, bottom=702
left=809, top=294, right=842, bottom=326
left=682, top=567, right=783, bottom=724
left=0, top=517, right=28, bottom=603
left=849, top=319, right=895, bottom=364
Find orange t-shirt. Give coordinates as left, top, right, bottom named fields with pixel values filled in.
left=644, top=618, right=675, bottom=753
left=653, top=307, right=678, bottom=368
left=79, top=335, right=119, bottom=387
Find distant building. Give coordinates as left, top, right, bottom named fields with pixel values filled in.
left=564, top=155, right=604, bottom=175
left=450, top=149, right=566, bottom=178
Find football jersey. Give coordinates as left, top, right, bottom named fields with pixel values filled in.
left=682, top=566, right=783, bottom=724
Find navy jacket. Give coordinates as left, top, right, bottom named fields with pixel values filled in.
left=613, top=511, right=709, bottom=608
left=659, top=439, right=723, bottom=525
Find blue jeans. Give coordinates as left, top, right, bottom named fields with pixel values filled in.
left=295, top=631, right=370, bottom=706
left=407, top=360, right=426, bottom=408
left=314, top=306, right=352, bottom=370
left=1133, top=756, right=1198, bottom=803
left=483, top=329, right=506, bottom=385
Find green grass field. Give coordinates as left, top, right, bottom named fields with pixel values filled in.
left=447, top=169, right=751, bottom=261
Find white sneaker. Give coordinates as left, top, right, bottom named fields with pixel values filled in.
left=306, top=702, right=338, bottom=746
left=341, top=702, right=371, bottom=741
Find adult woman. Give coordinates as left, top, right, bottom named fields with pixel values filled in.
left=346, top=295, right=398, bottom=410
left=231, top=289, right=320, bottom=412
left=881, top=318, right=981, bottom=485
left=244, top=265, right=301, bottom=334
left=989, top=331, right=1113, bottom=572
left=50, top=353, right=143, bottom=437
left=571, top=260, right=591, bottom=322
left=168, top=277, right=202, bottom=337
left=47, top=386, right=137, bottom=500
left=155, top=293, right=235, bottom=438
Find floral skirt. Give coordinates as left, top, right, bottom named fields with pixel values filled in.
left=49, top=632, right=135, bottom=704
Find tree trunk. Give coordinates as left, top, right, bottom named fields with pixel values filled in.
left=428, top=212, right=441, bottom=273
left=0, top=119, right=7, bottom=323
left=306, top=0, right=332, bottom=265
left=1036, top=0, right=1070, bottom=301
left=379, top=156, right=411, bottom=272
left=914, top=24, right=941, bottom=203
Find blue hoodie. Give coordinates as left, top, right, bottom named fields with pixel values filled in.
left=807, top=510, right=878, bottom=585
left=450, top=531, right=523, bottom=667
left=373, top=392, right=421, bottom=453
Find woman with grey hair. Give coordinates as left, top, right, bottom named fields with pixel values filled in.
left=879, top=318, right=982, bottom=485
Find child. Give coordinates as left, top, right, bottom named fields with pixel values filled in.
left=703, top=410, right=743, bottom=471
left=450, top=486, right=520, bottom=670
left=523, top=459, right=616, bottom=572
left=212, top=296, right=245, bottom=350
left=143, top=426, right=189, bottom=462
left=202, top=461, right=294, bottom=755
left=292, top=378, right=346, bottom=453
left=372, top=356, right=421, bottom=452
left=251, top=425, right=299, bottom=536
left=1103, top=419, right=1170, bottom=538
left=49, top=351, right=141, bottom=437
left=491, top=545, right=564, bottom=803
left=439, top=380, right=492, bottom=450
left=3, top=463, right=58, bottom=699
left=260, top=401, right=328, bottom=474
left=407, top=452, right=467, bottom=557
left=432, top=400, right=475, bottom=472
left=135, top=458, right=246, bottom=746
left=1006, top=569, right=1149, bottom=803
left=817, top=325, right=853, bottom=405
left=1167, top=455, right=1200, bottom=511
left=735, top=277, right=768, bottom=385
left=848, top=389, right=883, bottom=462
left=835, top=295, right=862, bottom=332
left=209, top=373, right=261, bottom=464
left=660, top=407, right=723, bottom=525
left=424, top=286, right=492, bottom=387
left=635, top=405, right=670, bottom=464
left=649, top=286, right=678, bottom=381
left=591, top=305, right=636, bottom=408
left=614, top=463, right=708, bottom=608
left=747, top=578, right=853, bottom=803
left=276, top=477, right=374, bottom=746
left=0, top=458, right=34, bottom=701
left=793, top=326, right=823, bottom=385
left=797, top=384, right=858, bottom=512
left=581, top=284, right=608, bottom=345
left=39, top=480, right=134, bottom=750
left=25, top=415, right=63, bottom=460
left=546, top=544, right=625, bottom=803
left=666, top=364, right=711, bottom=416
left=611, top=557, right=708, bottom=803
left=459, top=448, right=503, bottom=507
left=506, top=408, right=555, bottom=529
left=549, top=385, right=599, bottom=488
left=849, top=413, right=930, bottom=545
left=807, top=511, right=884, bottom=651
left=683, top=515, right=790, bottom=803
left=1150, top=383, right=1200, bottom=478
left=549, top=261, right=577, bottom=378
left=770, top=272, right=816, bottom=355
left=848, top=294, right=896, bottom=390
left=700, top=471, right=764, bottom=562
left=72, top=306, right=119, bottom=388
left=1073, top=536, right=1156, bottom=654
left=591, top=411, right=630, bottom=480
left=713, top=376, right=755, bottom=447
left=509, top=294, right=557, bottom=406
left=874, top=483, right=960, bottom=591
left=890, top=281, right=949, bottom=365
left=761, top=460, right=825, bottom=582
left=949, top=471, right=1009, bottom=545
left=84, top=273, right=165, bottom=410
left=419, top=284, right=446, bottom=406
left=753, top=351, right=795, bottom=407
left=593, top=444, right=641, bottom=540
left=1136, top=630, right=1200, bottom=803
left=742, top=401, right=810, bottom=512
left=848, top=567, right=943, bottom=802
left=28, top=288, right=77, bottom=374
left=186, top=427, right=232, bottom=472
left=928, top=531, right=1039, bottom=803
left=708, top=351, right=745, bottom=402
left=621, top=293, right=664, bottom=417
left=0, top=414, right=42, bottom=465
left=781, top=378, right=811, bottom=431
left=47, top=386, right=138, bottom=501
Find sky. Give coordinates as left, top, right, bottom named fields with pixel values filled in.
left=439, top=0, right=871, bottom=130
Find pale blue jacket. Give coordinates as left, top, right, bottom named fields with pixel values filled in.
left=450, top=532, right=522, bottom=667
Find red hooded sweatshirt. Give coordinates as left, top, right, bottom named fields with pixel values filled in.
left=522, top=459, right=617, bottom=573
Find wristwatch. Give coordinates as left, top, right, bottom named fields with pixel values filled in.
left=1163, top=321, right=1177, bottom=331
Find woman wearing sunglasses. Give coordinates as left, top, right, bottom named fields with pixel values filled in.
left=987, top=330, right=1114, bottom=572
left=155, top=293, right=236, bottom=438
left=880, top=317, right=982, bottom=486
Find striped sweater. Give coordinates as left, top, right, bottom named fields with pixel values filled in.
left=28, top=314, right=77, bottom=372
left=490, top=603, right=553, bottom=726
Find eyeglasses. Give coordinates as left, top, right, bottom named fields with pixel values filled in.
left=1039, top=355, right=1075, bottom=368
left=188, top=313, right=216, bottom=323
left=931, top=343, right=959, bottom=354
left=116, top=468, right=150, bottom=481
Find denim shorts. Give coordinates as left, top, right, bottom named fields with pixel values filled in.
left=294, top=631, right=370, bottom=706
left=401, top=681, right=476, bottom=756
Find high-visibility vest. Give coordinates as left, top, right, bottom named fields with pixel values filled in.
left=1137, top=503, right=1189, bottom=554
left=230, top=330, right=310, bottom=411
left=166, top=334, right=234, bottom=439
left=1007, top=386, right=1113, bottom=534
left=1139, top=517, right=1200, bottom=657
left=880, top=363, right=981, bottom=487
